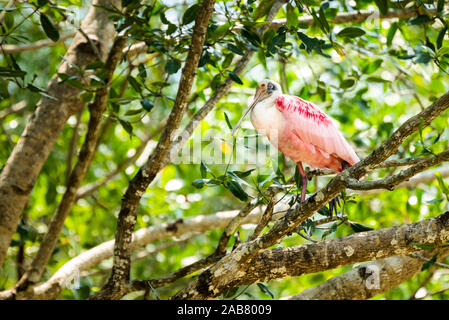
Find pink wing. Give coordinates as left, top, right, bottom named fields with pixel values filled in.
left=275, top=94, right=359, bottom=166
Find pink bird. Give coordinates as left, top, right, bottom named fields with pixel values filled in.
left=232, top=79, right=359, bottom=212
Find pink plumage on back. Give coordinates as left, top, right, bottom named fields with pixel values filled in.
left=275, top=94, right=359, bottom=172
left=233, top=79, right=359, bottom=205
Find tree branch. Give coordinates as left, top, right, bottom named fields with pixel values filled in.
left=13, top=38, right=126, bottom=292
left=345, top=150, right=449, bottom=191
left=0, top=207, right=270, bottom=300
left=282, top=248, right=449, bottom=300
left=171, top=211, right=449, bottom=299
left=1, top=32, right=76, bottom=54
left=268, top=8, right=436, bottom=30
left=0, top=0, right=121, bottom=267
left=91, top=0, right=216, bottom=299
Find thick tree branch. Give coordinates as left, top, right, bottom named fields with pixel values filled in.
left=12, top=38, right=126, bottom=293
left=0, top=0, right=120, bottom=267
left=172, top=211, right=449, bottom=299
left=268, top=8, right=436, bottom=30
left=91, top=0, right=216, bottom=299
left=0, top=208, right=270, bottom=300
left=282, top=248, right=449, bottom=300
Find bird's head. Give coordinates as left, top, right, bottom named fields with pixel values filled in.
left=232, top=79, right=282, bottom=135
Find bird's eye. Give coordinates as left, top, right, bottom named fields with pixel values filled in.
left=267, top=82, right=275, bottom=92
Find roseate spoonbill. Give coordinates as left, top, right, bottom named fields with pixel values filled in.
left=232, top=80, right=359, bottom=213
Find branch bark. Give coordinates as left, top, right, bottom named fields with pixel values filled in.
left=170, top=89, right=449, bottom=299
left=1, top=32, right=76, bottom=54
left=0, top=0, right=120, bottom=267
left=90, top=0, right=216, bottom=300
left=268, top=8, right=436, bottom=30
left=13, top=38, right=126, bottom=292
left=345, top=150, right=449, bottom=191
left=282, top=248, right=449, bottom=300
left=0, top=208, right=268, bottom=300
left=171, top=211, right=449, bottom=299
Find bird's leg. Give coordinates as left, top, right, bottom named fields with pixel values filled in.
left=296, top=162, right=308, bottom=203
left=328, top=161, right=349, bottom=216
left=328, top=196, right=340, bottom=217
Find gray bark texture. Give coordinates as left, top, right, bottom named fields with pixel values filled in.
left=282, top=249, right=449, bottom=300
left=171, top=211, right=449, bottom=299
left=0, top=0, right=120, bottom=266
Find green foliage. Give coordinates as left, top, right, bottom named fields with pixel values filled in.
left=1, top=0, right=449, bottom=301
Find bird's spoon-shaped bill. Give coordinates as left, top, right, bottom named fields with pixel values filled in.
left=231, top=87, right=264, bottom=136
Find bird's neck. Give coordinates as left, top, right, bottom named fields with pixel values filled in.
left=256, top=93, right=281, bottom=109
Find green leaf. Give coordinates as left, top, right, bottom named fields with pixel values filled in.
left=374, top=0, right=388, bottom=15
left=318, top=6, right=330, bottom=33
left=349, top=222, right=374, bottom=233
left=224, top=112, right=233, bottom=130
left=200, top=160, right=211, bottom=179
left=165, top=59, right=181, bottom=74
left=422, top=253, right=439, bottom=271
left=317, top=206, right=331, bottom=217
left=192, top=179, right=206, bottom=189
left=223, top=287, right=240, bottom=299
left=226, top=180, right=248, bottom=201
left=409, top=15, right=431, bottom=26
left=182, top=4, right=199, bottom=25
left=38, top=0, right=49, bottom=6
left=438, top=0, right=445, bottom=12
left=386, top=22, right=398, bottom=46
left=362, top=59, right=383, bottom=75
left=4, top=11, right=14, bottom=30
left=321, top=222, right=338, bottom=240
left=124, top=109, right=142, bottom=116
left=140, top=98, right=154, bottom=112
left=17, top=224, right=37, bottom=242
left=227, top=43, right=244, bottom=56
left=294, top=165, right=302, bottom=190
left=437, top=27, right=447, bottom=50
left=256, top=283, right=274, bottom=299
left=227, top=71, right=243, bottom=85
left=127, top=75, right=142, bottom=93
left=286, top=3, right=298, bottom=29
left=119, top=119, right=133, bottom=138
left=86, top=60, right=105, bottom=71
left=232, top=169, right=255, bottom=178
left=411, top=243, right=437, bottom=251
left=435, top=172, right=449, bottom=195
left=227, top=172, right=251, bottom=187
left=167, top=23, right=177, bottom=35
left=212, top=23, right=231, bottom=40
left=0, top=66, right=26, bottom=78
left=160, top=12, right=170, bottom=24
left=222, top=54, right=234, bottom=69
left=341, top=78, right=355, bottom=89
left=40, top=13, right=60, bottom=42
left=337, top=27, right=365, bottom=38
left=137, top=63, right=147, bottom=80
